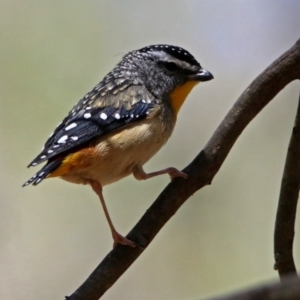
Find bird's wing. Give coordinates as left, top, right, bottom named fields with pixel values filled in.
left=27, top=84, right=160, bottom=168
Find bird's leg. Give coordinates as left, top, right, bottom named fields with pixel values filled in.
left=133, top=165, right=188, bottom=181
left=89, top=180, right=136, bottom=248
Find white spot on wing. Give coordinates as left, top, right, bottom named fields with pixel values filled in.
left=40, top=155, right=46, bottom=159
left=71, top=136, right=78, bottom=141
left=57, top=135, right=68, bottom=144
left=84, top=113, right=91, bottom=119
left=65, top=123, right=77, bottom=131
left=100, top=113, right=107, bottom=120
left=47, top=150, right=53, bottom=153
left=115, top=113, right=120, bottom=119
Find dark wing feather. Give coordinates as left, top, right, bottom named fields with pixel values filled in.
left=27, top=96, right=157, bottom=168
left=23, top=159, right=64, bottom=186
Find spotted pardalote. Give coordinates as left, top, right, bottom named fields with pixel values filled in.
left=23, top=44, right=213, bottom=247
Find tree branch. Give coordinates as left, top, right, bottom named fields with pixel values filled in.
left=206, top=276, right=300, bottom=300
left=67, top=38, right=300, bottom=300
left=274, top=90, right=300, bottom=279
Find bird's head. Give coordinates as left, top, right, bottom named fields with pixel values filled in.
left=118, top=44, right=213, bottom=114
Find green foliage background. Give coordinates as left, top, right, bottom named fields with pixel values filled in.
left=1, top=1, right=300, bottom=299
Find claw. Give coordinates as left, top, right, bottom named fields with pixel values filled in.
left=112, top=231, right=136, bottom=248
left=168, top=168, right=188, bottom=180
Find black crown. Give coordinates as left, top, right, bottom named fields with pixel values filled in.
left=138, top=44, right=200, bottom=67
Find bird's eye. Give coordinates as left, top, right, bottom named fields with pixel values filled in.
left=163, top=62, right=178, bottom=72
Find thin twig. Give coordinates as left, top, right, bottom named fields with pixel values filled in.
left=274, top=90, right=300, bottom=279
left=67, top=38, right=300, bottom=300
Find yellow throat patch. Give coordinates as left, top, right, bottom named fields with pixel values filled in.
left=170, top=80, right=199, bottom=116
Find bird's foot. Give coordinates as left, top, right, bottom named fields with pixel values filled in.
left=112, top=231, right=136, bottom=248
left=168, top=167, right=188, bottom=180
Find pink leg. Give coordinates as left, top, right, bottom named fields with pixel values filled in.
left=89, top=180, right=136, bottom=248
left=133, top=165, right=188, bottom=181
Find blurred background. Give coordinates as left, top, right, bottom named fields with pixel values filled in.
left=1, top=1, right=300, bottom=299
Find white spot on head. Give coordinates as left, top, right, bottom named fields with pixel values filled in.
left=71, top=136, right=78, bottom=141
left=115, top=113, right=120, bottom=119
left=65, top=123, right=77, bottom=131
left=100, top=113, right=107, bottom=120
left=57, top=135, right=68, bottom=144
left=84, top=113, right=91, bottom=119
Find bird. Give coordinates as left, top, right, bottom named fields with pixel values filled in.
left=23, top=44, right=213, bottom=247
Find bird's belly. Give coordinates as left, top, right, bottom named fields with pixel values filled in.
left=60, top=119, right=173, bottom=186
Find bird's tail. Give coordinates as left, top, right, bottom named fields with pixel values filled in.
left=22, top=158, right=63, bottom=187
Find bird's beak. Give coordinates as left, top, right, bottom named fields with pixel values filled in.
left=189, top=68, right=214, bottom=82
